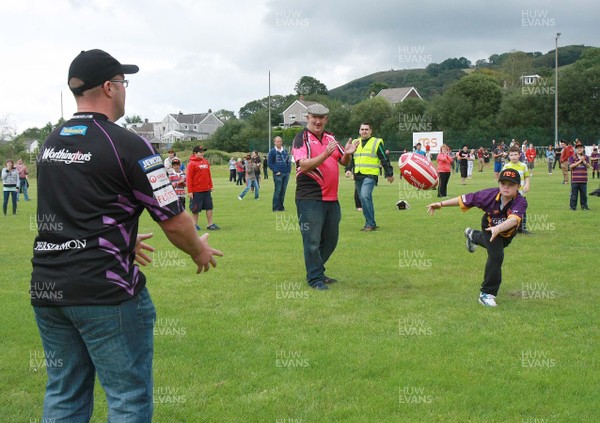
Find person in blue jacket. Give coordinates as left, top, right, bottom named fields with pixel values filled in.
left=267, top=136, right=292, bottom=211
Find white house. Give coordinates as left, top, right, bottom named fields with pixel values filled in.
left=520, top=74, right=542, bottom=85
left=28, top=140, right=39, bottom=154
left=375, top=87, right=422, bottom=105
left=281, top=98, right=318, bottom=127
left=128, top=111, right=223, bottom=149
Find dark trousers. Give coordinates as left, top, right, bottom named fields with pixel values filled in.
left=236, top=172, right=245, bottom=185
left=570, top=183, right=588, bottom=209
left=354, top=188, right=362, bottom=209
left=471, top=228, right=513, bottom=296
left=296, top=200, right=341, bottom=286
left=229, top=169, right=237, bottom=182
left=437, top=172, right=451, bottom=197
left=460, top=162, right=468, bottom=178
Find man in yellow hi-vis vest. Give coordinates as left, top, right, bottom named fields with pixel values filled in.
left=345, top=123, right=394, bottom=231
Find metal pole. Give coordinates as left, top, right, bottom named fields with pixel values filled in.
left=554, top=33, right=560, bottom=147
left=268, top=71, right=272, bottom=152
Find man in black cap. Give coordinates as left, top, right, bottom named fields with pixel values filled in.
left=426, top=169, right=528, bottom=307
left=30, top=49, right=223, bottom=421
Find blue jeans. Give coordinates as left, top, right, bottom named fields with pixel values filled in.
left=239, top=178, right=259, bottom=199
left=296, top=200, right=341, bottom=286
left=272, top=173, right=289, bottom=211
left=33, top=287, right=156, bottom=423
left=20, top=177, right=30, bottom=200
left=355, top=177, right=376, bottom=227
left=3, top=190, right=17, bottom=215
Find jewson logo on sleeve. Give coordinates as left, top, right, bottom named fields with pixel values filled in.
left=139, top=154, right=163, bottom=173
left=60, top=126, right=88, bottom=136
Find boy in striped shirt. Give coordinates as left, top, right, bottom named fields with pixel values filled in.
left=569, top=142, right=591, bottom=211
left=169, top=158, right=187, bottom=209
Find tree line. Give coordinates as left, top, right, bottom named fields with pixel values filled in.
left=208, top=48, right=600, bottom=152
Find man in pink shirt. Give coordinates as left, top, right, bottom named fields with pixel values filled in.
left=292, top=103, right=356, bottom=290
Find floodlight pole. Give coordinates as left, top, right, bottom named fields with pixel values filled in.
left=554, top=32, right=561, bottom=147
left=268, top=70, right=272, bottom=152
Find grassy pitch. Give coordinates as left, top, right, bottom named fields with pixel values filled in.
left=1, top=161, right=599, bottom=422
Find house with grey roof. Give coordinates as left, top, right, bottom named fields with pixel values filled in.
left=376, top=87, right=422, bottom=105
left=127, top=111, right=223, bottom=150
left=127, top=119, right=156, bottom=142
left=158, top=111, right=223, bottom=143
left=281, top=97, right=318, bottom=127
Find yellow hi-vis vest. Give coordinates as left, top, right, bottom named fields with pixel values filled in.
left=354, top=137, right=383, bottom=176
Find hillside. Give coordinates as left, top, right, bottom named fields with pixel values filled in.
left=328, top=44, right=594, bottom=105
left=328, top=68, right=464, bottom=104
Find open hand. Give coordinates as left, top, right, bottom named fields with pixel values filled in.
left=135, top=233, right=155, bottom=266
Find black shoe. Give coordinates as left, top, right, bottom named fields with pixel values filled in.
left=309, top=281, right=329, bottom=290
left=582, top=207, right=590, bottom=211
left=323, top=276, right=337, bottom=284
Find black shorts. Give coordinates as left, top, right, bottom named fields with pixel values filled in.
left=190, top=191, right=213, bottom=213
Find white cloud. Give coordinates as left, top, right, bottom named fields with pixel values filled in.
left=0, top=0, right=598, bottom=131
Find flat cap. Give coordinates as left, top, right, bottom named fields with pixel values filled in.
left=306, top=103, right=329, bottom=116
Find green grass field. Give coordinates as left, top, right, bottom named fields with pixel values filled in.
left=1, top=161, right=599, bottom=422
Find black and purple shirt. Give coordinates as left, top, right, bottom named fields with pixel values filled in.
left=31, top=113, right=182, bottom=306
left=459, top=188, right=528, bottom=238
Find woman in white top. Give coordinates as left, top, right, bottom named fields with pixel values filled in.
left=2, top=159, right=19, bottom=215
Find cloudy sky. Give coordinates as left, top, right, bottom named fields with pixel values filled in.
left=1, top=0, right=598, bottom=133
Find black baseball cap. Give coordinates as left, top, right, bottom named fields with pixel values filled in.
left=68, top=49, right=139, bottom=95
left=171, top=158, right=181, bottom=165
left=498, top=169, right=520, bottom=185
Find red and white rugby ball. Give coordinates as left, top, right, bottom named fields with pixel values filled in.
left=399, top=153, right=438, bottom=190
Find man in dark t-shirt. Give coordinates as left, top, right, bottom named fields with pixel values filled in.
left=31, top=49, right=222, bottom=422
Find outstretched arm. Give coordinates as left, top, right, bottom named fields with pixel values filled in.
left=486, top=217, right=518, bottom=241
left=158, top=212, right=223, bottom=273
left=426, top=197, right=460, bottom=215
